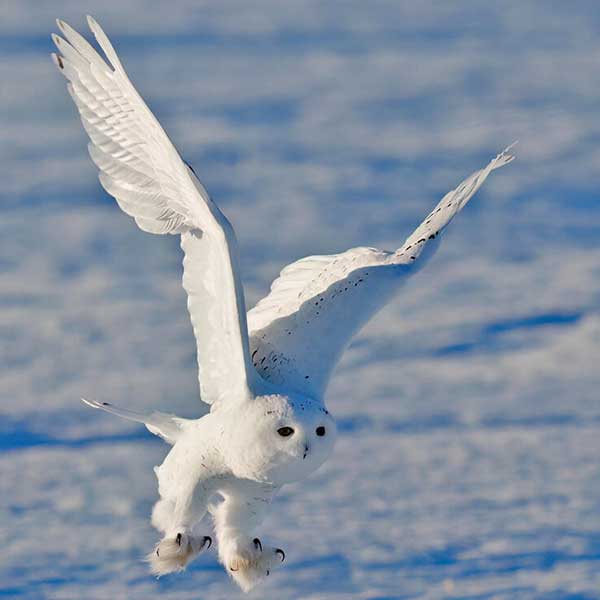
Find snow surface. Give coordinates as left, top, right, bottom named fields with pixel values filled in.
left=2, top=2, right=600, bottom=598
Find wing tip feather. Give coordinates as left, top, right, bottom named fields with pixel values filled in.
left=55, top=18, right=80, bottom=44
left=81, top=396, right=102, bottom=409
left=492, top=141, right=518, bottom=170
left=85, top=15, right=123, bottom=72
left=50, top=51, right=64, bottom=71
left=51, top=32, right=63, bottom=49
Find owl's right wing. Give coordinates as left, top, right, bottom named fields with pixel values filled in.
left=52, top=17, right=257, bottom=409
left=247, top=146, right=515, bottom=400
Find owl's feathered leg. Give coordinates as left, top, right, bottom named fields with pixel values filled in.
left=148, top=529, right=212, bottom=576
left=212, top=486, right=284, bottom=592
left=148, top=466, right=214, bottom=576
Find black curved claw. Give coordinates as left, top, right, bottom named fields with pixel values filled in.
left=230, top=565, right=239, bottom=572
left=266, top=569, right=270, bottom=576
left=176, top=533, right=182, bottom=546
left=202, top=535, right=212, bottom=550
left=253, top=537, right=263, bottom=552
left=275, top=548, right=285, bottom=562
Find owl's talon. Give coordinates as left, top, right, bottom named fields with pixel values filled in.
left=202, top=535, right=212, bottom=550
left=176, top=532, right=182, bottom=546
left=253, top=537, right=262, bottom=552
left=276, top=548, right=285, bottom=562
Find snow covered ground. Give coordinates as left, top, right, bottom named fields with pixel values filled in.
left=1, top=2, right=599, bottom=598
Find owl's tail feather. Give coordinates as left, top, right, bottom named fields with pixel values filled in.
left=81, top=397, right=189, bottom=444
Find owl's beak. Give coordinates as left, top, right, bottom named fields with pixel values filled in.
left=303, top=444, right=309, bottom=459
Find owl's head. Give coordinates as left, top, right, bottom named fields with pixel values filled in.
left=225, top=393, right=336, bottom=485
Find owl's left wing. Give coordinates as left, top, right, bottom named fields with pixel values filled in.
left=52, top=17, right=256, bottom=409
left=247, top=147, right=515, bottom=400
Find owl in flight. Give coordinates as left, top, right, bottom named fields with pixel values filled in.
left=51, top=17, right=514, bottom=592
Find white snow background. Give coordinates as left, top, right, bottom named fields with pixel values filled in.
left=1, top=2, right=600, bottom=598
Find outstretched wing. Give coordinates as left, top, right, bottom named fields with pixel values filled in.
left=247, top=147, right=515, bottom=399
left=52, top=17, right=256, bottom=408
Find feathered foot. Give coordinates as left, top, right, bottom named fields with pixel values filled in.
left=148, top=532, right=212, bottom=576
left=221, top=537, right=286, bottom=592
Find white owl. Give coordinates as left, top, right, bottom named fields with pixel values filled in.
left=51, top=17, right=515, bottom=592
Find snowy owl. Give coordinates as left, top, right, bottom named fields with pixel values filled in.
left=51, top=17, right=515, bottom=592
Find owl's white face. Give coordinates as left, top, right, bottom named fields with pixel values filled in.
left=224, top=393, right=336, bottom=485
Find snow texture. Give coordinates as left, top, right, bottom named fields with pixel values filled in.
left=1, top=1, right=600, bottom=598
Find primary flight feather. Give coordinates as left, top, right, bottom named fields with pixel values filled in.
left=52, top=16, right=514, bottom=592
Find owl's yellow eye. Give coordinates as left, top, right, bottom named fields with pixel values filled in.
left=277, top=427, right=295, bottom=437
